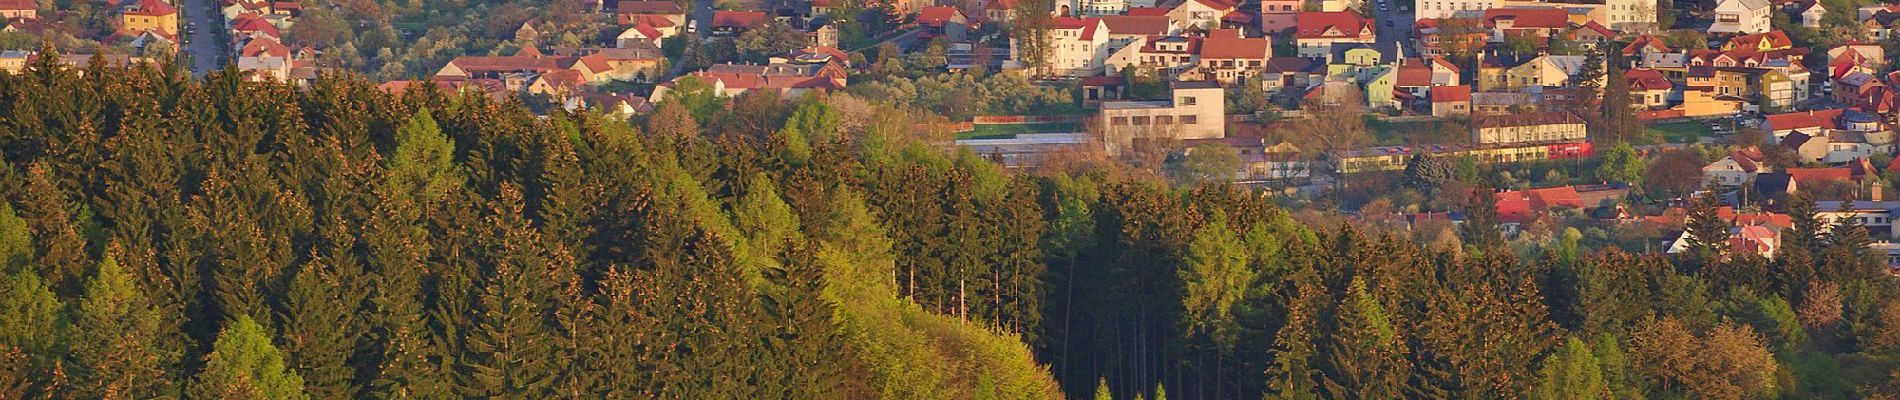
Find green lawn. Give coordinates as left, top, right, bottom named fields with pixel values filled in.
left=956, top=123, right=1081, bottom=140
left=1645, top=121, right=1713, bottom=144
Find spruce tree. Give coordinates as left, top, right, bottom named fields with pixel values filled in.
left=1532, top=336, right=1606, bottom=400
left=1683, top=191, right=1732, bottom=265
left=16, top=162, right=89, bottom=298
left=188, top=316, right=309, bottom=400
left=0, top=268, right=65, bottom=397
left=385, top=109, right=460, bottom=203
left=279, top=258, right=362, bottom=399
left=0, top=203, right=29, bottom=269
left=68, top=257, right=175, bottom=399
left=454, top=185, right=562, bottom=399
left=1823, top=201, right=1876, bottom=279
left=1321, top=278, right=1408, bottom=399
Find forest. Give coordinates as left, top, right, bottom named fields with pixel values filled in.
left=0, top=53, right=1898, bottom=400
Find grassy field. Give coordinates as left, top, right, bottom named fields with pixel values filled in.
left=956, top=122, right=1082, bottom=140
left=1645, top=120, right=1713, bottom=144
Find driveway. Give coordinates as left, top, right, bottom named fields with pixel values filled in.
left=181, top=0, right=225, bottom=76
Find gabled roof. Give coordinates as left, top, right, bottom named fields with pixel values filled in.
left=1785, top=167, right=1853, bottom=183
left=1295, top=11, right=1372, bottom=39
left=1127, top=6, right=1169, bottom=16
left=239, top=36, right=290, bottom=58
left=1396, top=63, right=1432, bottom=86
left=711, top=10, right=766, bottom=29
left=1430, top=85, right=1471, bottom=102
left=1765, top=108, right=1846, bottom=131
left=1576, top=20, right=1614, bottom=38
left=1622, top=34, right=1672, bottom=56
left=1483, top=7, right=1568, bottom=29
left=1198, top=36, right=1268, bottom=59
left=917, top=6, right=963, bottom=26
left=1099, top=15, right=1169, bottom=36
left=1780, top=130, right=1817, bottom=148
left=230, top=15, right=281, bottom=37
left=1626, top=68, right=1674, bottom=91
left=124, top=0, right=178, bottom=16
left=1720, top=0, right=1771, bottom=11
left=1263, top=56, right=1319, bottom=73
left=617, top=0, right=683, bottom=14
left=1725, top=30, right=1793, bottom=49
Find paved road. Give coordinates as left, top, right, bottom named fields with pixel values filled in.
left=1370, top=0, right=1414, bottom=59
left=181, top=0, right=224, bottom=76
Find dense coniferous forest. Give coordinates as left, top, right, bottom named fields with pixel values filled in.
left=1, top=53, right=1900, bottom=399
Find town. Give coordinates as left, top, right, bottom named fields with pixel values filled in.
left=5, top=0, right=1900, bottom=264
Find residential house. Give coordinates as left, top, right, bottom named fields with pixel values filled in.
left=1295, top=11, right=1375, bottom=61
left=916, top=6, right=969, bottom=42
left=617, top=22, right=667, bottom=48
left=1167, top=0, right=1236, bottom=31
left=1019, top=17, right=1110, bottom=76
left=1483, top=7, right=1569, bottom=44
left=121, top=0, right=178, bottom=35
left=983, top=0, right=1015, bottom=22
left=1704, top=146, right=1770, bottom=186
left=1430, top=85, right=1472, bottom=116
left=1412, top=18, right=1486, bottom=57
left=652, top=62, right=846, bottom=101
left=1754, top=68, right=1797, bottom=111
left=1417, top=0, right=1524, bottom=19
left=1183, top=33, right=1268, bottom=83
left=1503, top=55, right=1598, bottom=90
left=1099, top=80, right=1226, bottom=156
left=1816, top=201, right=1900, bottom=239
left=709, top=10, right=767, bottom=36
left=1261, top=56, right=1323, bottom=95
left=1626, top=68, right=1676, bottom=108
left=0, top=50, right=26, bottom=73
left=1600, top=0, right=1659, bottom=31
left=1473, top=111, right=1587, bottom=144
left=0, top=0, right=35, bottom=20
left=1826, top=131, right=1895, bottom=163
left=616, top=1, right=687, bottom=27
left=1720, top=30, right=1793, bottom=52
left=1834, top=71, right=1882, bottom=108
left=1797, top=1, right=1825, bottom=28
left=1621, top=34, right=1672, bottom=63
left=1571, top=21, right=1616, bottom=46
left=236, top=36, right=291, bottom=81
left=1711, top=0, right=1773, bottom=34
left=1259, top=0, right=1298, bottom=32
left=1470, top=91, right=1541, bottom=114
left=1828, top=42, right=1885, bottom=69
left=1081, top=75, right=1125, bottom=107
left=1100, top=15, right=1172, bottom=54
left=1781, top=130, right=1831, bottom=163
left=1765, top=108, right=1846, bottom=140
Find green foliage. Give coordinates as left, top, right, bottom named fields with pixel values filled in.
left=1172, top=144, right=1242, bottom=183
left=189, top=316, right=309, bottom=400
left=386, top=109, right=460, bottom=202
left=68, top=257, right=175, bottom=399
left=1594, top=142, right=1645, bottom=187
left=1533, top=336, right=1606, bottom=399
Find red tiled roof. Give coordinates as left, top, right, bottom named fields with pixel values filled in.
left=1191, top=0, right=1237, bottom=10
left=1577, top=20, right=1614, bottom=38
left=1099, top=15, right=1169, bottom=36
left=1786, top=167, right=1853, bottom=184
left=1079, top=75, right=1124, bottom=86
left=617, top=0, right=683, bottom=14
left=1079, top=18, right=1100, bottom=40
left=1765, top=108, right=1845, bottom=131
left=917, top=6, right=962, bottom=26
left=1626, top=68, right=1673, bottom=91
left=1198, top=36, right=1268, bottom=59
left=711, top=10, right=766, bottom=29
left=1395, top=63, right=1432, bottom=86
left=0, top=0, right=34, bottom=11
left=1429, top=85, right=1470, bottom=102
left=1526, top=186, right=1585, bottom=210
left=1621, top=34, right=1671, bottom=56
left=231, top=15, right=281, bottom=37
left=1052, top=16, right=1088, bottom=29
left=239, top=37, right=289, bottom=57
left=1126, top=6, right=1168, bottom=16
left=1482, top=7, right=1567, bottom=29
left=1295, top=11, right=1372, bottom=39
left=124, top=0, right=178, bottom=16
left=1726, top=30, right=1793, bottom=49
left=1220, top=11, right=1254, bottom=24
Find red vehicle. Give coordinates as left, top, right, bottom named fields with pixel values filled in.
left=1548, top=142, right=1594, bottom=159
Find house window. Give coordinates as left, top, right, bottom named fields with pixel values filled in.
left=1111, top=117, right=1128, bottom=125
left=1132, top=116, right=1150, bottom=125
left=1181, top=96, right=1196, bottom=105
left=1157, top=116, right=1175, bottom=124
left=1182, top=115, right=1199, bottom=124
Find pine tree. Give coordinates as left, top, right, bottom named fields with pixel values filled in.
left=16, top=162, right=90, bottom=297
left=188, top=316, right=310, bottom=400
left=1094, top=377, right=1113, bottom=400
left=1783, top=193, right=1823, bottom=255
left=278, top=258, right=362, bottom=399
left=1823, top=201, right=1876, bottom=279
left=68, top=257, right=176, bottom=399
left=0, top=203, right=29, bottom=269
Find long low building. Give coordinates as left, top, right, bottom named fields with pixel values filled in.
left=1473, top=111, right=1588, bottom=144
